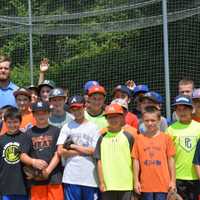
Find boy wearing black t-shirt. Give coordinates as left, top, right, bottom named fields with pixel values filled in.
left=20, top=101, right=64, bottom=200
left=0, top=107, right=28, bottom=200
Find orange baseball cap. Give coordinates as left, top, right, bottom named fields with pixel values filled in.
left=88, top=85, right=106, bottom=96
left=104, top=103, right=124, bottom=116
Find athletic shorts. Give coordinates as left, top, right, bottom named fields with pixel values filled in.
left=2, top=195, right=28, bottom=200
left=102, top=191, right=133, bottom=200
left=31, top=184, right=64, bottom=200
left=176, top=179, right=199, bottom=200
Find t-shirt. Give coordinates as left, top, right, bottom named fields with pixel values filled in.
left=21, top=125, right=62, bottom=186
left=0, top=131, right=27, bottom=195
left=125, top=111, right=138, bottom=129
left=94, top=130, right=134, bottom=191
left=57, top=120, right=99, bottom=187
left=193, top=139, right=200, bottom=165
left=132, top=133, right=175, bottom=192
left=166, top=120, right=200, bottom=180
left=48, top=112, right=73, bottom=129
left=0, top=81, right=18, bottom=108
left=85, top=110, right=108, bottom=130
left=100, top=124, right=138, bottom=138
left=1, top=112, right=36, bottom=135
left=139, top=116, right=168, bottom=134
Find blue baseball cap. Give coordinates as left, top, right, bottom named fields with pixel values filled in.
left=113, top=85, right=131, bottom=97
left=84, top=81, right=99, bottom=94
left=133, top=84, right=149, bottom=96
left=142, top=91, right=163, bottom=104
left=172, top=95, right=193, bottom=107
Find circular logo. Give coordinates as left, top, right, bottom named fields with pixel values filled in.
left=2, top=142, right=20, bottom=164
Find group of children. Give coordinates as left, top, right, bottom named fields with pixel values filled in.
left=0, top=78, right=200, bottom=200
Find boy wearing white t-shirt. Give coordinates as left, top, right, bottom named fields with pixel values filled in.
left=57, top=95, right=100, bottom=200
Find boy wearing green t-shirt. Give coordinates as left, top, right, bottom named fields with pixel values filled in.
left=166, top=95, right=200, bottom=200
left=94, top=103, right=134, bottom=200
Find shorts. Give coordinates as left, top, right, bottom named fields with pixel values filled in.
left=141, top=192, right=167, bottom=200
left=102, top=191, right=133, bottom=200
left=30, top=184, right=64, bottom=200
left=176, top=179, right=199, bottom=200
left=64, top=184, right=100, bottom=200
left=2, top=195, right=28, bottom=200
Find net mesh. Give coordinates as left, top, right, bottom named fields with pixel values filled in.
left=0, top=0, right=200, bottom=111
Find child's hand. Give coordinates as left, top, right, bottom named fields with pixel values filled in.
left=32, top=159, right=48, bottom=170
left=126, top=80, right=136, bottom=91
left=134, top=181, right=142, bottom=194
left=42, top=168, right=51, bottom=179
left=169, top=181, right=176, bottom=192
left=99, top=182, right=106, bottom=192
left=40, top=58, right=49, bottom=72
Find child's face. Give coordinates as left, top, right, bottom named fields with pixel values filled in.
left=142, top=112, right=160, bottom=133
left=114, top=91, right=129, bottom=103
left=106, top=114, right=124, bottom=130
left=175, top=105, right=193, bottom=123
left=87, top=93, right=105, bottom=112
left=69, top=106, right=85, bottom=121
left=193, top=99, right=200, bottom=114
left=5, top=118, right=21, bottom=134
left=16, top=94, right=31, bottom=112
left=40, top=86, right=52, bottom=102
left=50, top=96, right=65, bottom=113
left=33, top=110, right=49, bottom=125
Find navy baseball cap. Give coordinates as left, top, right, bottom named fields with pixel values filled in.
left=133, top=84, right=149, bottom=96
left=31, top=101, right=50, bottom=112
left=141, top=91, right=163, bottom=104
left=68, top=95, right=85, bottom=109
left=113, top=85, right=131, bottom=97
left=172, top=95, right=193, bottom=107
left=48, top=88, right=66, bottom=99
left=84, top=80, right=99, bottom=94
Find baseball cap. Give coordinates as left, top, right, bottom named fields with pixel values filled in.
left=48, top=88, right=66, bottom=99
left=84, top=80, right=99, bottom=94
left=27, top=85, right=38, bottom=91
left=192, top=88, right=200, bottom=99
left=31, top=101, right=50, bottom=112
left=14, top=87, right=31, bottom=98
left=172, top=95, right=193, bottom=107
left=141, top=91, right=163, bottom=104
left=68, top=95, right=85, bottom=109
left=133, top=84, right=149, bottom=96
left=113, top=85, right=131, bottom=97
left=111, top=98, right=128, bottom=110
left=104, top=103, right=124, bottom=116
left=38, top=80, right=55, bottom=91
left=88, top=85, right=106, bottom=96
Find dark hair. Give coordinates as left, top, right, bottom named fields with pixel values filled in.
left=142, top=106, right=161, bottom=119
left=4, top=107, right=22, bottom=122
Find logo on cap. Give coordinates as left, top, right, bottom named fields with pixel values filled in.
left=53, top=89, right=61, bottom=96
left=71, top=97, right=77, bottom=103
left=176, top=97, right=189, bottom=102
left=37, top=102, right=43, bottom=107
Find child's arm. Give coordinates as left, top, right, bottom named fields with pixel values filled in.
left=42, top=151, right=60, bottom=178
left=168, top=156, right=176, bottom=191
left=70, top=144, right=94, bottom=155
left=194, top=165, right=200, bottom=179
left=20, top=153, right=48, bottom=170
left=57, top=144, right=80, bottom=158
left=133, top=159, right=141, bottom=194
left=97, top=160, right=106, bottom=192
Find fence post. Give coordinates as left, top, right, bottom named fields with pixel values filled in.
left=28, top=0, right=33, bottom=85
left=162, top=0, right=171, bottom=119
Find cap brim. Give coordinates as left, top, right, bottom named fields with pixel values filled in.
left=69, top=103, right=84, bottom=109
left=14, top=91, right=31, bottom=97
left=172, top=102, right=193, bottom=107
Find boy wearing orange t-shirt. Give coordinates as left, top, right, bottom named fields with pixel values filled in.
left=1, top=88, right=36, bottom=135
left=132, top=106, right=176, bottom=200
